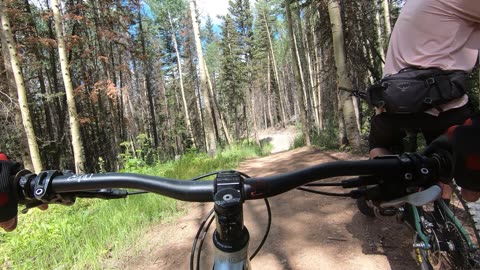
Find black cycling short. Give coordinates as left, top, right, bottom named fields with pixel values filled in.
left=369, top=104, right=473, bottom=152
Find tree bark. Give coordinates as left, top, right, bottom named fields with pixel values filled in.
left=169, top=12, right=196, bottom=149
left=285, top=0, right=310, bottom=146
left=381, top=0, right=392, bottom=39
left=0, top=1, right=43, bottom=172
left=189, top=0, right=216, bottom=155
left=263, top=12, right=286, bottom=127
left=266, top=56, right=274, bottom=126
left=51, top=0, right=86, bottom=173
left=327, top=0, right=362, bottom=151
left=203, top=61, right=232, bottom=145
left=313, top=19, right=324, bottom=130
left=305, top=10, right=319, bottom=132
left=294, top=3, right=314, bottom=120
left=375, top=4, right=385, bottom=68
left=0, top=9, right=33, bottom=170
left=137, top=5, right=159, bottom=149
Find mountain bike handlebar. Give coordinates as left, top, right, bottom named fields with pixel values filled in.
left=10, top=152, right=452, bottom=270
left=15, top=152, right=448, bottom=206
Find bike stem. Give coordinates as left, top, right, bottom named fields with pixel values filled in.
left=212, top=171, right=251, bottom=269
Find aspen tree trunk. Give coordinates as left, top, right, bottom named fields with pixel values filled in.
left=169, top=12, right=196, bottom=148
left=195, top=85, right=204, bottom=127
left=281, top=67, right=293, bottom=118
left=285, top=0, right=311, bottom=146
left=189, top=0, right=216, bottom=155
left=267, top=95, right=274, bottom=127
left=263, top=97, right=267, bottom=128
left=382, top=0, right=392, bottom=39
left=263, top=12, right=286, bottom=127
left=313, top=19, right=324, bottom=130
left=327, top=0, right=362, bottom=151
left=203, top=64, right=219, bottom=143
left=266, top=57, right=274, bottom=126
left=117, top=52, right=127, bottom=140
left=375, top=5, right=385, bottom=68
left=0, top=7, right=34, bottom=171
left=51, top=0, right=86, bottom=173
left=295, top=4, right=314, bottom=119
left=203, top=61, right=232, bottom=145
left=250, top=89, right=260, bottom=145
left=47, top=19, right=66, bottom=142
left=1, top=2, right=42, bottom=172
left=305, top=17, right=319, bottom=132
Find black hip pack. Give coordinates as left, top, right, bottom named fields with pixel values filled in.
left=366, top=68, right=467, bottom=114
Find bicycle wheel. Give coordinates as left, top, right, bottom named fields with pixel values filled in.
left=442, top=220, right=473, bottom=269
left=432, top=185, right=480, bottom=270
left=408, top=204, right=442, bottom=270
left=414, top=232, right=440, bottom=270
left=449, top=185, right=480, bottom=247
left=416, top=192, right=480, bottom=269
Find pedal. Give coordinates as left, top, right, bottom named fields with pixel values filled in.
left=374, top=206, right=398, bottom=217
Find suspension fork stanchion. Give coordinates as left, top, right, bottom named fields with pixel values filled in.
left=212, top=171, right=251, bottom=270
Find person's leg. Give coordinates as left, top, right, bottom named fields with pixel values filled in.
left=369, top=148, right=391, bottom=158
left=369, top=113, right=405, bottom=158
left=422, top=104, right=474, bottom=200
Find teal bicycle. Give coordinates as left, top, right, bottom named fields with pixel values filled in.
left=356, top=154, right=480, bottom=269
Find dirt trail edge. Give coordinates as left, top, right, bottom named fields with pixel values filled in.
left=104, top=147, right=418, bottom=270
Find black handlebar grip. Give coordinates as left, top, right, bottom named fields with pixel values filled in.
left=0, top=160, right=22, bottom=222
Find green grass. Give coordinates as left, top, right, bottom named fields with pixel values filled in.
left=0, top=143, right=267, bottom=269
left=293, top=126, right=340, bottom=150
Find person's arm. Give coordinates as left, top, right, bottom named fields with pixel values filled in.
left=425, top=115, right=480, bottom=201
left=0, top=153, right=20, bottom=231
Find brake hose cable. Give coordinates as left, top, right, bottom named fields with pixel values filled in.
left=190, top=208, right=214, bottom=270
left=297, top=187, right=353, bottom=197
left=196, top=213, right=215, bottom=270
left=298, top=179, right=364, bottom=197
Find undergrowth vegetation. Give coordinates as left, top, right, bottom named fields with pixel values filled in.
left=294, top=125, right=340, bottom=151
left=0, top=142, right=269, bottom=269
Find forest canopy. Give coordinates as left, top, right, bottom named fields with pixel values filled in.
left=0, top=0, right=477, bottom=173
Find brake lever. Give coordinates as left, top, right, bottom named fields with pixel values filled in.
left=380, top=185, right=441, bottom=208
left=21, top=201, right=44, bottom=214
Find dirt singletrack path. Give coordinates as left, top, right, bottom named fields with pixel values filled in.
left=105, top=147, right=419, bottom=270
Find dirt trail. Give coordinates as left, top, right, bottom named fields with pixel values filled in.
left=104, top=147, right=419, bottom=270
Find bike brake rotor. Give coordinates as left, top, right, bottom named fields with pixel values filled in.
left=443, top=221, right=471, bottom=270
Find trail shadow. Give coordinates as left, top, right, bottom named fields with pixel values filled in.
left=345, top=212, right=418, bottom=270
